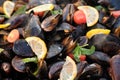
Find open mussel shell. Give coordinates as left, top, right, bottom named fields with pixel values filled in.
left=0, top=30, right=9, bottom=46
left=48, top=61, right=64, bottom=79
left=76, top=61, right=88, bottom=80
left=78, top=63, right=102, bottom=80
left=62, top=4, right=75, bottom=24
left=89, top=34, right=120, bottom=56
left=46, top=43, right=63, bottom=59
left=77, top=36, right=88, bottom=46
left=13, top=39, right=35, bottom=57
left=12, top=56, right=26, bottom=73
left=56, top=22, right=75, bottom=32
left=24, top=15, right=44, bottom=39
left=41, top=14, right=61, bottom=32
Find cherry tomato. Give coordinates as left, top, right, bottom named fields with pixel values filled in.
left=73, top=10, right=86, bottom=24
left=7, top=29, right=19, bottom=43
left=79, top=55, right=86, bottom=61
left=111, top=10, right=120, bottom=18
left=34, top=11, right=44, bottom=17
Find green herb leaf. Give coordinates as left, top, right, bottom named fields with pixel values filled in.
left=73, top=44, right=95, bottom=62
left=22, top=57, right=38, bottom=63
left=80, top=46, right=95, bottom=55
left=13, top=5, right=27, bottom=15
left=51, top=9, right=62, bottom=15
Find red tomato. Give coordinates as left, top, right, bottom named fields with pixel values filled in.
left=79, top=55, right=86, bottom=61
left=68, top=53, right=74, bottom=59
left=111, top=10, right=120, bottom=18
left=7, top=29, right=19, bottom=43
left=73, top=10, right=86, bottom=24
left=34, top=11, right=44, bottom=17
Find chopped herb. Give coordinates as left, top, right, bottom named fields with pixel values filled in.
left=73, top=44, right=95, bottom=62
left=51, top=9, right=62, bottom=15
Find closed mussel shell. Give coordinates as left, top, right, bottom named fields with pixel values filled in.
left=13, top=39, right=35, bottom=57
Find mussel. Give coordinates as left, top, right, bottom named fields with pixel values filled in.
left=48, top=61, right=64, bottom=79
left=62, top=4, right=76, bottom=24
left=89, top=34, right=120, bottom=56
left=24, top=15, right=44, bottom=39
left=4, top=14, right=29, bottom=30
left=41, top=14, right=61, bottom=32
left=109, top=54, right=120, bottom=80
left=13, top=39, right=35, bottom=57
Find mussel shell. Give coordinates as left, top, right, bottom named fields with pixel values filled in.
left=24, top=15, right=44, bottom=39
left=76, top=61, right=88, bottom=80
left=41, top=14, right=61, bottom=32
left=62, top=4, right=75, bottom=24
left=78, top=63, right=102, bottom=80
left=0, top=30, right=9, bottom=46
left=13, top=39, right=35, bottom=57
left=89, top=34, right=120, bottom=56
left=5, top=14, right=29, bottom=30
left=12, top=56, right=26, bottom=72
left=46, top=43, right=63, bottom=59
left=113, top=17, right=120, bottom=37
left=56, top=22, right=75, bottom=32
left=77, top=36, right=88, bottom=46
left=48, top=61, right=64, bottom=79
left=109, top=54, right=120, bottom=80
left=88, top=51, right=110, bottom=65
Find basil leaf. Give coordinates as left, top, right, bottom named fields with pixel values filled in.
left=14, top=5, right=27, bottom=15
left=80, top=46, right=95, bottom=55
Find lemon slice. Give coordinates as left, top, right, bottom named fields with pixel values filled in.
left=86, top=29, right=110, bottom=39
left=26, top=4, right=54, bottom=14
left=0, top=23, right=10, bottom=29
left=59, top=56, right=77, bottom=80
left=25, top=36, right=47, bottom=61
left=78, top=6, right=99, bottom=27
left=3, top=1, right=15, bottom=18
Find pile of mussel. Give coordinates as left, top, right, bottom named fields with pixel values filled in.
left=0, top=0, right=120, bottom=80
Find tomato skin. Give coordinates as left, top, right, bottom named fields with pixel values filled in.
left=68, top=53, right=74, bottom=59
left=79, top=55, right=86, bottom=61
left=73, top=10, right=86, bottom=24
left=34, top=11, right=44, bottom=17
left=111, top=10, right=120, bottom=18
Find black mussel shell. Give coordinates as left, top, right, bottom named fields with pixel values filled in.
left=88, top=51, right=110, bottom=65
left=78, top=63, right=102, bottom=80
left=12, top=56, right=26, bottom=73
left=41, top=14, right=61, bottom=32
left=13, top=39, right=35, bottom=57
left=48, top=61, right=64, bottom=79
left=109, top=55, right=120, bottom=80
left=0, top=30, right=9, bottom=46
left=76, top=61, right=88, bottom=80
left=62, top=4, right=75, bottom=24
left=24, top=15, right=44, bottom=39
left=56, top=22, right=75, bottom=32
left=89, top=34, right=120, bottom=56
left=5, top=14, right=29, bottom=30
left=77, top=36, right=88, bottom=46
left=46, top=43, right=63, bottom=59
